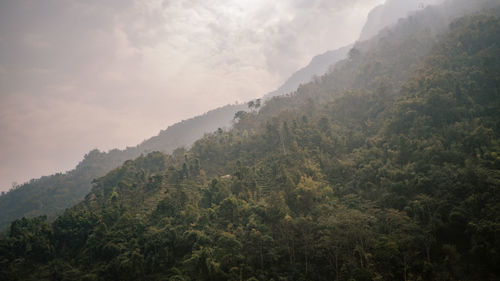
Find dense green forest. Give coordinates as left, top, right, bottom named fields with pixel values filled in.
left=0, top=0, right=491, bottom=233
left=1, top=2, right=499, bottom=281
left=0, top=103, right=246, bottom=230
left=0, top=0, right=452, bottom=231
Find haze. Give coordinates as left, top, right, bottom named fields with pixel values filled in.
left=0, top=0, right=386, bottom=191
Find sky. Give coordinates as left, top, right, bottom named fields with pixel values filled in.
left=0, top=0, right=385, bottom=191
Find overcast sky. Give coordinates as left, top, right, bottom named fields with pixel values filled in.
left=0, top=0, right=385, bottom=191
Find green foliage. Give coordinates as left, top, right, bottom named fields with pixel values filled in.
left=0, top=104, right=247, bottom=231
left=1, top=4, right=500, bottom=281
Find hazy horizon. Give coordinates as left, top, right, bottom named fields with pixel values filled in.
left=0, top=0, right=387, bottom=191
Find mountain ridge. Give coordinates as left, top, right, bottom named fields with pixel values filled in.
left=0, top=103, right=246, bottom=229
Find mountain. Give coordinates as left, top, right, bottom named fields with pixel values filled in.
left=266, top=0, right=449, bottom=100
left=0, top=103, right=246, bottom=230
left=0, top=0, right=495, bottom=232
left=359, top=0, right=446, bottom=41
left=264, top=44, right=352, bottom=98
left=0, top=0, right=435, bottom=230
left=1, top=1, right=498, bottom=280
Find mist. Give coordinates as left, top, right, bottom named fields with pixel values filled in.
left=0, top=0, right=386, bottom=191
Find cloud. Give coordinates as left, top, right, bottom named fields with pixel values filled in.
left=0, top=0, right=383, bottom=190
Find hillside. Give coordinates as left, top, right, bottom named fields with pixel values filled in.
left=0, top=103, right=246, bottom=230
left=266, top=0, right=449, bottom=100
left=264, top=44, right=352, bottom=98
left=0, top=0, right=457, bottom=230
left=358, top=0, right=445, bottom=41
left=1, top=1, right=498, bottom=280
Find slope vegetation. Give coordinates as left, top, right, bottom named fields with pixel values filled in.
left=0, top=104, right=246, bottom=230
left=1, top=3, right=498, bottom=280
left=0, top=0, right=468, bottom=229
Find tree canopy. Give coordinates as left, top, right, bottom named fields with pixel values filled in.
left=1, top=5, right=499, bottom=281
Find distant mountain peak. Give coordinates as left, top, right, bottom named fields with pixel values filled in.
left=359, top=0, right=446, bottom=41
left=265, top=0, right=447, bottom=101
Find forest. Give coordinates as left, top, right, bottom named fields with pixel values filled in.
left=0, top=2, right=499, bottom=281
left=0, top=103, right=246, bottom=230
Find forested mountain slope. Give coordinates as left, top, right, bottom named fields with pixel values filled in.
left=0, top=103, right=246, bottom=230
left=1, top=2, right=498, bottom=280
left=0, top=0, right=468, bottom=230
left=266, top=0, right=451, bottom=100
